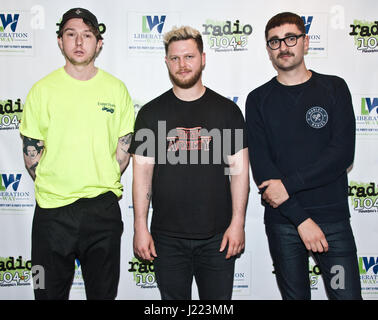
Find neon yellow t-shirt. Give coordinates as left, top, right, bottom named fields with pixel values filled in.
left=20, top=67, right=135, bottom=208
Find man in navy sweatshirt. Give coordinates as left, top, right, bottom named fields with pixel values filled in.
left=245, top=12, right=362, bottom=299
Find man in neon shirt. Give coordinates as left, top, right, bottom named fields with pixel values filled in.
left=20, top=8, right=134, bottom=299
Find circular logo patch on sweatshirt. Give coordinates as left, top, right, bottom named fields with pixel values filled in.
left=306, top=106, right=328, bottom=129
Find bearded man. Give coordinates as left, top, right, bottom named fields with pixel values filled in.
left=129, top=26, right=249, bottom=300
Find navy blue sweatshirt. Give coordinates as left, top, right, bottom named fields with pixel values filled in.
left=245, top=71, right=356, bottom=227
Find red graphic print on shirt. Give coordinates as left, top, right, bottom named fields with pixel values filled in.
left=167, top=127, right=212, bottom=151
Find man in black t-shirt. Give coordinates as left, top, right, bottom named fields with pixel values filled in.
left=129, top=26, right=249, bottom=300
left=245, top=12, right=361, bottom=300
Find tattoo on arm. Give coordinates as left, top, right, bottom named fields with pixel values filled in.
left=146, top=186, right=152, bottom=201
left=117, top=133, right=133, bottom=174
left=29, top=162, right=39, bottom=174
left=119, top=133, right=132, bottom=155
left=120, top=133, right=132, bottom=145
left=22, top=136, right=44, bottom=179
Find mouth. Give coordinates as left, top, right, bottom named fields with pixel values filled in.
left=177, top=69, right=191, bottom=76
left=74, top=49, right=85, bottom=56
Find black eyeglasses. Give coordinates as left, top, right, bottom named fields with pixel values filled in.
left=266, top=33, right=306, bottom=50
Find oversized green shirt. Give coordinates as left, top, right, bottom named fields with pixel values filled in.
left=20, top=67, right=134, bottom=208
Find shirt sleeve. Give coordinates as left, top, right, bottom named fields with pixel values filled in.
left=118, top=82, right=135, bottom=137
left=128, top=105, right=155, bottom=158
left=281, top=78, right=355, bottom=195
left=19, top=83, right=45, bottom=141
left=245, top=91, right=310, bottom=227
left=226, top=103, right=248, bottom=156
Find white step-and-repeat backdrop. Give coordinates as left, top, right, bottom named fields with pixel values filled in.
left=0, top=0, right=377, bottom=300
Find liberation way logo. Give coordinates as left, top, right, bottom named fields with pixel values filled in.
left=0, top=173, right=34, bottom=212
left=359, top=255, right=378, bottom=298
left=354, top=96, right=378, bottom=137
left=127, top=13, right=180, bottom=55
left=0, top=12, right=34, bottom=55
left=301, top=14, right=327, bottom=57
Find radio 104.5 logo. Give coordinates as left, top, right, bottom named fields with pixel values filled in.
left=0, top=99, right=23, bottom=130
left=349, top=20, right=378, bottom=53
left=202, top=19, right=253, bottom=53
left=0, top=256, right=32, bottom=288
left=348, top=181, right=378, bottom=214
left=128, top=257, right=157, bottom=289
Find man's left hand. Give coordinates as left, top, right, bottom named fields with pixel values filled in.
left=259, top=179, right=289, bottom=208
left=220, top=224, right=245, bottom=259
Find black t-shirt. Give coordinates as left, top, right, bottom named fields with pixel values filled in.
left=129, top=87, right=247, bottom=239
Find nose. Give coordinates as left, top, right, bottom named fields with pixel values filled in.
left=178, top=57, right=186, bottom=68
left=76, top=34, right=83, bottom=46
left=279, top=39, right=289, bottom=50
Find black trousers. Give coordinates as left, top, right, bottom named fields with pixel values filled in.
left=31, top=191, right=123, bottom=300
left=152, top=232, right=236, bottom=300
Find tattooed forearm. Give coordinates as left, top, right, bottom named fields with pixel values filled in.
left=29, top=162, right=39, bottom=172
left=120, top=134, right=132, bottom=146
left=116, top=133, right=133, bottom=174
left=146, top=186, right=152, bottom=201
left=119, top=133, right=132, bottom=155
left=22, top=136, right=44, bottom=180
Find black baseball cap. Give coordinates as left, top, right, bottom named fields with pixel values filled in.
left=57, top=8, right=105, bottom=37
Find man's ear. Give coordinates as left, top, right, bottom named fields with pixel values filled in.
left=201, top=51, right=206, bottom=68
left=57, top=36, right=63, bottom=51
left=96, top=39, right=103, bottom=53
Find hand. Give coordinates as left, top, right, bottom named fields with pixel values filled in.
left=220, top=224, right=245, bottom=259
left=133, top=229, right=157, bottom=261
left=259, top=179, right=289, bottom=208
left=297, top=218, right=329, bottom=253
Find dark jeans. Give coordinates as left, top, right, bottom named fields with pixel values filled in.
left=266, top=219, right=362, bottom=300
left=32, top=191, right=123, bottom=300
left=152, top=232, right=236, bottom=300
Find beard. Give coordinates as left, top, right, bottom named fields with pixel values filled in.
left=168, top=64, right=204, bottom=89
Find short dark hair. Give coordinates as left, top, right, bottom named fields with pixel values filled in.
left=163, top=26, right=203, bottom=54
left=57, top=18, right=103, bottom=41
left=265, top=12, right=305, bottom=39
left=57, top=8, right=104, bottom=41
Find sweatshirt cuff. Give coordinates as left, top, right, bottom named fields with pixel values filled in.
left=279, top=199, right=310, bottom=227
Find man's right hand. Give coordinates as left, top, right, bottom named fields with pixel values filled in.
left=297, top=218, right=329, bottom=253
left=133, top=229, right=157, bottom=261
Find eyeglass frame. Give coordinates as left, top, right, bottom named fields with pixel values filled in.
left=266, top=33, right=306, bottom=50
